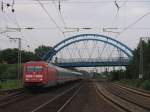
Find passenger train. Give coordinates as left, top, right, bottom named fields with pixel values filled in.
left=23, top=61, right=82, bottom=87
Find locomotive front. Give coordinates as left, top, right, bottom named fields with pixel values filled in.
left=23, top=61, right=47, bottom=87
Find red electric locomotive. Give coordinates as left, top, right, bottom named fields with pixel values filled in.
left=23, top=61, right=82, bottom=87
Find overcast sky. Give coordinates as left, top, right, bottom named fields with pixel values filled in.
left=0, top=0, right=150, bottom=51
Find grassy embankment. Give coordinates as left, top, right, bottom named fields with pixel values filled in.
left=95, top=73, right=150, bottom=91
left=0, top=64, right=23, bottom=90
left=0, top=80, right=22, bottom=90
left=116, top=79, right=150, bottom=91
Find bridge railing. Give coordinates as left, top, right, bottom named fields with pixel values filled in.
left=52, top=57, right=130, bottom=63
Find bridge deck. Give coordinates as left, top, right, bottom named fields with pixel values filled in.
left=52, top=58, right=130, bottom=67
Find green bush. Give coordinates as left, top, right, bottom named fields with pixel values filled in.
left=141, top=80, right=150, bottom=90
left=117, top=79, right=150, bottom=91
left=4, top=66, right=18, bottom=79
left=109, top=70, right=126, bottom=81
left=0, top=80, right=22, bottom=90
left=0, top=64, right=22, bottom=79
left=0, top=64, right=8, bottom=74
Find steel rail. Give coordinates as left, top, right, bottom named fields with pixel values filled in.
left=0, top=90, right=25, bottom=107
left=113, top=83, right=150, bottom=98
left=102, top=83, right=150, bottom=111
left=94, top=83, right=132, bottom=112
left=56, top=85, right=82, bottom=112
left=30, top=82, right=82, bottom=112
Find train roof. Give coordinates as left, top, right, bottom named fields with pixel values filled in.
left=25, top=61, right=82, bottom=75
left=25, top=61, right=47, bottom=64
left=48, top=63, right=82, bottom=75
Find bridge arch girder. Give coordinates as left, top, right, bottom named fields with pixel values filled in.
left=43, top=34, right=133, bottom=61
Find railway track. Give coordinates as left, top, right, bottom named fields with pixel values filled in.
left=0, top=88, right=23, bottom=95
left=0, top=90, right=27, bottom=107
left=30, top=82, right=82, bottom=112
left=95, top=82, right=150, bottom=112
left=59, top=80, right=121, bottom=112
left=1, top=80, right=141, bottom=112
left=0, top=81, right=82, bottom=112
left=0, top=89, right=24, bottom=98
left=106, top=83, right=150, bottom=110
left=113, top=83, right=150, bottom=97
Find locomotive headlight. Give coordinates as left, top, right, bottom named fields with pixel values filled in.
left=39, top=78, right=43, bottom=81
left=26, top=75, right=32, bottom=78
left=36, top=75, right=43, bottom=81
left=25, top=78, right=29, bottom=81
left=36, top=75, right=43, bottom=78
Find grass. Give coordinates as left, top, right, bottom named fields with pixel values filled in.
left=116, top=79, right=150, bottom=91
left=116, top=79, right=142, bottom=87
left=0, top=64, right=23, bottom=90
left=0, top=79, right=22, bottom=90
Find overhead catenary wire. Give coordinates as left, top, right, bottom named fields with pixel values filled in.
left=1, top=0, right=150, bottom=45
left=0, top=10, right=42, bottom=51
left=1, top=26, right=150, bottom=32
left=36, top=0, right=65, bottom=37
left=120, top=0, right=129, bottom=8
left=10, top=16, right=44, bottom=51
left=0, top=1, right=58, bottom=52
left=105, top=0, right=129, bottom=35
left=114, top=0, right=120, bottom=11
left=52, top=1, right=67, bottom=29
left=119, top=11, right=150, bottom=36
left=22, top=0, right=150, bottom=3
left=0, top=31, right=43, bottom=52
left=2, top=1, right=150, bottom=9
left=103, top=0, right=120, bottom=35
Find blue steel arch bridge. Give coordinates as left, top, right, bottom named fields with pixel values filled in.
left=43, top=34, right=133, bottom=68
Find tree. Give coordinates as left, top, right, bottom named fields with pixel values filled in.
left=0, top=48, right=40, bottom=64
left=0, top=48, right=18, bottom=64
left=21, top=50, right=40, bottom=62
left=126, top=40, right=150, bottom=79
left=0, top=45, right=53, bottom=64
left=34, top=45, right=53, bottom=59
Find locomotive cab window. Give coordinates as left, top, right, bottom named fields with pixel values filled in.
left=26, top=66, right=43, bottom=73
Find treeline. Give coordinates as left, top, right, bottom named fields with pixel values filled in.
left=109, top=40, right=150, bottom=81
left=0, top=45, right=52, bottom=80
left=0, top=48, right=40, bottom=64
left=126, top=40, right=150, bottom=79
left=0, top=64, right=18, bottom=79
left=0, top=45, right=52, bottom=64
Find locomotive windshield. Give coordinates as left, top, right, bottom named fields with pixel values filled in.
left=26, top=66, right=43, bottom=73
